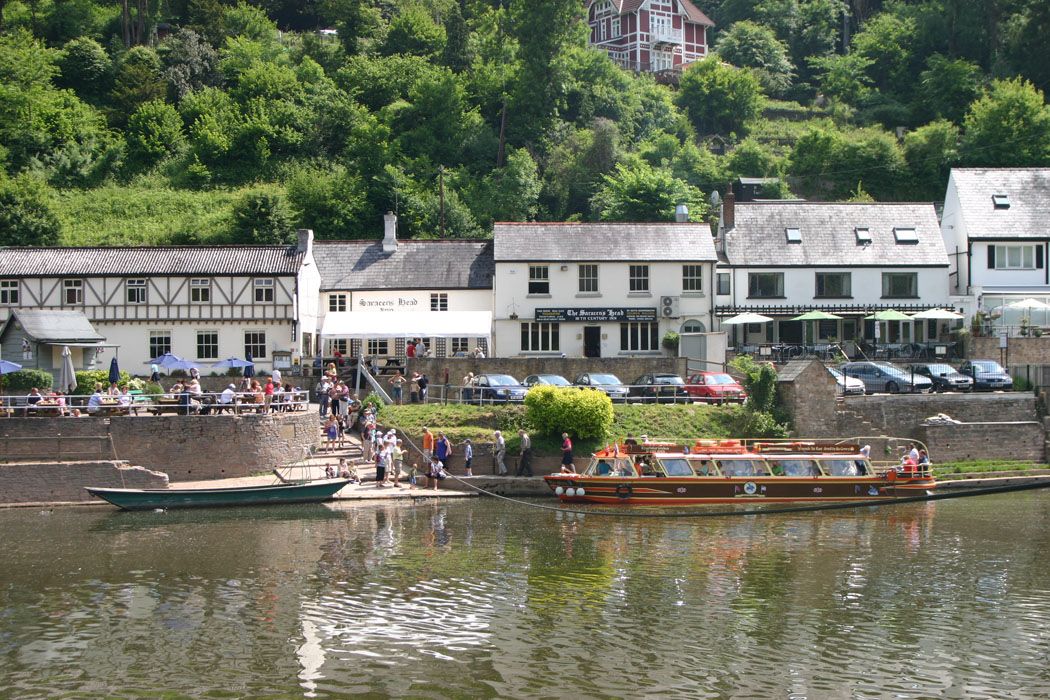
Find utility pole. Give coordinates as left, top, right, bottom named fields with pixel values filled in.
left=497, top=99, right=508, bottom=168
left=438, top=166, right=446, bottom=239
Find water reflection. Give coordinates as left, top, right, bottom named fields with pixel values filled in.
left=1, top=494, right=1050, bottom=698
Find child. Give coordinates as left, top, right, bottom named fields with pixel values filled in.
left=463, top=438, right=474, bottom=477
left=338, top=457, right=360, bottom=484
left=324, top=463, right=336, bottom=479
left=324, top=416, right=339, bottom=451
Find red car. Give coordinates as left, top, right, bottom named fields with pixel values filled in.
left=685, top=372, right=748, bottom=404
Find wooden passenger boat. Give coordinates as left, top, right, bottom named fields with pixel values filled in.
left=544, top=439, right=936, bottom=505
left=85, top=478, right=351, bottom=511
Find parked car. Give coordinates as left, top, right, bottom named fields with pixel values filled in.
left=630, top=373, right=691, bottom=403
left=468, top=373, right=529, bottom=403
left=522, top=374, right=572, bottom=387
left=957, top=360, right=1013, bottom=391
left=572, top=372, right=630, bottom=402
left=838, top=361, right=933, bottom=394
left=908, top=363, right=974, bottom=392
left=685, top=371, right=748, bottom=403
left=827, top=367, right=865, bottom=396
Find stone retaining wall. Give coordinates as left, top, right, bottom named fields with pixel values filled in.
left=1, top=412, right=318, bottom=482
left=840, top=392, right=1038, bottom=437
left=0, top=461, right=168, bottom=504
left=917, top=422, right=1046, bottom=463
left=972, top=336, right=1050, bottom=365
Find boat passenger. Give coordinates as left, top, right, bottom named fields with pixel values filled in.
left=918, top=450, right=930, bottom=465
left=596, top=459, right=612, bottom=475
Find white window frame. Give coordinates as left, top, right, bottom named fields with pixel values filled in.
left=0, top=279, right=18, bottom=305
left=521, top=322, right=560, bottom=352
left=328, top=293, right=347, bottom=312
left=994, top=244, right=1036, bottom=270
left=430, top=293, right=449, bottom=311
left=149, top=330, right=172, bottom=359
left=629, top=265, right=650, bottom=293
left=620, top=321, right=659, bottom=352
left=253, top=278, right=275, bottom=303
left=579, top=264, right=599, bottom=293
left=64, top=279, right=83, bottom=305
left=716, top=272, right=731, bottom=295
left=196, top=330, right=219, bottom=359
left=367, top=338, right=389, bottom=355
left=450, top=337, right=470, bottom=354
left=190, top=278, right=211, bottom=303
left=528, top=265, right=550, bottom=295
left=682, top=264, right=703, bottom=293
left=244, top=330, right=267, bottom=359
left=611, top=17, right=620, bottom=37
left=126, top=278, right=147, bottom=304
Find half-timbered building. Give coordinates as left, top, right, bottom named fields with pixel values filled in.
left=587, top=0, right=713, bottom=77
left=0, top=230, right=319, bottom=375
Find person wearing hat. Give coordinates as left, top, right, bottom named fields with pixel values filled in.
left=218, top=383, right=237, bottom=413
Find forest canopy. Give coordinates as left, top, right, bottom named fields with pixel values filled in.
left=0, top=0, right=1048, bottom=247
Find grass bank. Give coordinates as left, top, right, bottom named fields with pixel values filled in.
left=934, top=460, right=1049, bottom=477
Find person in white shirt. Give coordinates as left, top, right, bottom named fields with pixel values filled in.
left=219, top=383, right=237, bottom=410
left=272, top=367, right=282, bottom=386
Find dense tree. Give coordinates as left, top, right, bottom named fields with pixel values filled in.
left=325, top=0, right=383, bottom=56
left=224, top=2, right=279, bottom=42
left=676, top=57, right=763, bottom=136
left=960, top=78, right=1050, bottom=167
left=540, top=118, right=620, bottom=220
left=903, top=119, right=960, bottom=199
left=159, top=29, right=220, bottom=101
left=287, top=164, right=368, bottom=238
left=109, top=46, right=166, bottom=121
left=790, top=125, right=907, bottom=199
left=126, top=100, right=185, bottom=165
left=230, top=189, right=295, bottom=243
left=808, top=51, right=872, bottom=105
left=850, top=12, right=918, bottom=98
left=0, top=173, right=61, bottom=246
left=916, top=54, right=982, bottom=124
left=381, top=5, right=445, bottom=58
left=462, top=147, right=541, bottom=227
left=55, top=37, right=111, bottom=103
left=715, top=20, right=795, bottom=97
left=441, top=1, right=471, bottom=72
left=591, top=160, right=707, bottom=222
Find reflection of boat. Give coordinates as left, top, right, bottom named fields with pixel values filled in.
left=85, top=479, right=350, bottom=511
left=545, top=439, right=936, bottom=505
left=88, top=502, right=346, bottom=531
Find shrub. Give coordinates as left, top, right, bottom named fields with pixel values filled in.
left=363, top=391, right=384, bottom=415
left=1, top=369, right=54, bottom=393
left=524, top=386, right=613, bottom=439
left=729, top=354, right=778, bottom=413
left=75, top=369, right=132, bottom=390
left=662, top=331, right=680, bottom=353
left=718, top=404, right=789, bottom=438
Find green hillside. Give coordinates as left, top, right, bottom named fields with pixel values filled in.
left=1, top=0, right=1048, bottom=248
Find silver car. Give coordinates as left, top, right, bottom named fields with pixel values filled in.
left=572, top=372, right=630, bottom=402
left=839, top=362, right=933, bottom=394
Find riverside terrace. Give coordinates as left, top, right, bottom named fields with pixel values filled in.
left=0, top=389, right=310, bottom=417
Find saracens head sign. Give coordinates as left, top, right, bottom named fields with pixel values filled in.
left=534, top=307, right=658, bottom=323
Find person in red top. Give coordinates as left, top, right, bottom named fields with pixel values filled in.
left=264, top=377, right=275, bottom=412
left=406, top=341, right=416, bottom=358
left=560, top=432, right=576, bottom=473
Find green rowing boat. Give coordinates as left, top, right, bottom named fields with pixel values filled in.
left=85, top=478, right=351, bottom=511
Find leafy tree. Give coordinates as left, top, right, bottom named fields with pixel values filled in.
left=44, top=0, right=112, bottom=44
left=159, top=29, right=220, bottom=101
left=109, top=46, right=166, bottom=121
left=382, top=165, right=483, bottom=239
left=960, top=78, right=1050, bottom=167
left=336, top=54, right=444, bottom=111
left=126, top=100, right=185, bottom=165
left=462, top=147, right=541, bottom=227
left=55, top=37, right=112, bottom=103
left=726, top=137, right=781, bottom=177
left=441, top=1, right=471, bottom=72
left=903, top=119, right=960, bottom=200
left=591, top=160, right=707, bottom=222
left=715, top=20, right=795, bottom=96
left=917, top=54, right=982, bottom=124
left=0, top=174, right=61, bottom=246
left=187, top=0, right=228, bottom=45
left=224, top=1, right=279, bottom=42
left=395, top=69, right=482, bottom=166
left=287, top=164, right=368, bottom=238
left=676, top=56, right=763, bottom=136
left=790, top=125, right=907, bottom=199
left=540, top=118, right=620, bottom=220
left=851, top=12, right=918, bottom=98
left=808, top=51, right=872, bottom=105
left=325, top=0, right=384, bottom=56
left=381, top=5, right=446, bottom=58
left=230, top=189, right=295, bottom=244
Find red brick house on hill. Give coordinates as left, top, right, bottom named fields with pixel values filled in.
left=586, top=0, right=714, bottom=78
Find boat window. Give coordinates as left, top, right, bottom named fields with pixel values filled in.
left=822, top=459, right=860, bottom=476
left=769, top=459, right=820, bottom=477
left=718, top=459, right=770, bottom=477
left=635, top=456, right=663, bottom=477
left=660, top=458, right=695, bottom=477
left=689, top=459, right=718, bottom=476
left=594, top=459, right=613, bottom=476
left=615, top=459, right=637, bottom=477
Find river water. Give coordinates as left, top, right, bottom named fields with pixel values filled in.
left=2, top=493, right=1050, bottom=699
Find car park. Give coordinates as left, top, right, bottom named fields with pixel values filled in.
left=522, top=374, right=572, bottom=387
left=684, top=371, right=748, bottom=403
left=630, top=373, right=691, bottom=403
left=573, top=372, right=630, bottom=402
left=838, top=361, right=933, bottom=394
left=957, top=360, right=1013, bottom=391
left=469, top=373, right=529, bottom=403
left=907, top=363, right=974, bottom=392
left=827, top=367, right=865, bottom=396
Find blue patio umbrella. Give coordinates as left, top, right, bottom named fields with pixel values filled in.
left=211, top=357, right=255, bottom=370
left=0, top=360, right=22, bottom=374
left=243, top=352, right=255, bottom=378
left=108, top=356, right=121, bottom=385
left=146, top=352, right=186, bottom=368
left=165, top=359, right=200, bottom=372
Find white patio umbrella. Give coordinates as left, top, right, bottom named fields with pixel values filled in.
left=58, top=345, right=78, bottom=394
left=910, top=308, right=964, bottom=320
left=722, top=312, right=774, bottom=325
left=1005, top=298, right=1050, bottom=311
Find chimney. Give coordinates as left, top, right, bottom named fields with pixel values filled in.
left=722, top=187, right=736, bottom=231
left=675, top=203, right=689, bottom=223
left=296, top=228, right=313, bottom=254
left=383, top=212, right=397, bottom=254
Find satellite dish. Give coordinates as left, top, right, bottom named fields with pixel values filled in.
left=709, top=190, right=722, bottom=206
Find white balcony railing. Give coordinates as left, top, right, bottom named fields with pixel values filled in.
left=650, top=25, right=683, bottom=45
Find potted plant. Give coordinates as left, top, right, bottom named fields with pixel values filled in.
left=662, top=331, right=680, bottom=354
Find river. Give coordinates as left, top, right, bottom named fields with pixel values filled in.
left=2, top=493, right=1050, bottom=699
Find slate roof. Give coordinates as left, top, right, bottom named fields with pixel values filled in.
left=594, top=0, right=714, bottom=25
left=493, top=222, right=717, bottom=262
left=723, top=202, right=948, bottom=267
left=0, top=245, right=305, bottom=277
left=2, top=309, right=105, bottom=343
left=314, top=240, right=494, bottom=291
left=949, top=168, right=1050, bottom=239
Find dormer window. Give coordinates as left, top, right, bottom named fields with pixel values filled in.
left=992, top=194, right=1011, bottom=209
left=855, top=227, right=872, bottom=244
left=785, top=227, right=802, bottom=243
left=893, top=227, right=918, bottom=244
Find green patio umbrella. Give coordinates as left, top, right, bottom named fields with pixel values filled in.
left=864, top=309, right=913, bottom=321
left=792, top=310, right=842, bottom=345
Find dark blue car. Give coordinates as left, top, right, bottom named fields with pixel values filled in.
left=957, top=360, right=1013, bottom=391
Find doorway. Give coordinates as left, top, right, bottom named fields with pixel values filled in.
left=584, top=326, right=602, bottom=358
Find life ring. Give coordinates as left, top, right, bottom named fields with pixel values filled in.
left=616, top=483, right=633, bottom=500
left=886, top=470, right=898, bottom=482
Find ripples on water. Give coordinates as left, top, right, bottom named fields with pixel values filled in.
left=2, top=493, right=1050, bottom=698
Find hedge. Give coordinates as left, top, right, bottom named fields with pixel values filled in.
left=1, top=369, right=53, bottom=393
left=75, top=369, right=133, bottom=391
left=524, top=386, right=613, bottom=439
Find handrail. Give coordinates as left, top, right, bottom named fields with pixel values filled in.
left=0, top=390, right=311, bottom=415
